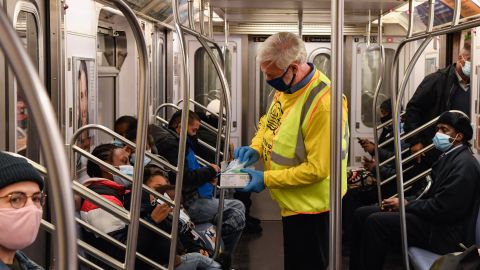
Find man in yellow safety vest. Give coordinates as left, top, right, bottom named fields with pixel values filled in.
left=235, top=32, right=349, bottom=270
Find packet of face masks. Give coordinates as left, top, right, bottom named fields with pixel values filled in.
left=219, top=159, right=251, bottom=188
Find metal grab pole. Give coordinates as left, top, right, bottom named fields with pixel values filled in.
left=453, top=0, right=461, bottom=26
left=407, top=0, right=414, bottom=38
left=372, top=11, right=385, bottom=206
left=329, top=0, right=344, bottom=269
left=99, top=1, right=150, bottom=269
left=172, top=0, right=191, bottom=268
left=0, top=8, right=77, bottom=270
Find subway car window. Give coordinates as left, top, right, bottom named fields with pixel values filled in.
left=15, top=11, right=39, bottom=157
left=361, top=47, right=395, bottom=127
left=194, top=47, right=231, bottom=107
left=313, top=53, right=331, bottom=79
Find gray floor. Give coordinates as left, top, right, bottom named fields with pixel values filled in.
left=232, top=221, right=405, bottom=270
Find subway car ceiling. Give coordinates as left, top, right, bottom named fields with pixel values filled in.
left=120, top=0, right=480, bottom=35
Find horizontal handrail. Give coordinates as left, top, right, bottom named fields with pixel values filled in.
left=387, top=169, right=432, bottom=200
left=155, top=104, right=225, bottom=138
left=378, top=110, right=465, bottom=149
left=75, top=218, right=168, bottom=269
left=416, top=175, right=433, bottom=200
left=78, top=255, right=103, bottom=270
left=73, top=181, right=173, bottom=240
left=72, top=145, right=175, bottom=207
left=376, top=112, right=406, bottom=130
left=177, top=99, right=228, bottom=122
left=70, top=124, right=177, bottom=172
left=380, top=165, right=414, bottom=186
left=378, top=148, right=409, bottom=168
left=155, top=115, right=225, bottom=157
left=79, top=239, right=124, bottom=270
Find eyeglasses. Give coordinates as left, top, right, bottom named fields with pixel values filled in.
left=0, top=192, right=47, bottom=209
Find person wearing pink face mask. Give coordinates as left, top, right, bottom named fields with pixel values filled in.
left=0, top=152, right=45, bottom=270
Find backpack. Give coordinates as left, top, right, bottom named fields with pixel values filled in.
left=430, top=245, right=480, bottom=270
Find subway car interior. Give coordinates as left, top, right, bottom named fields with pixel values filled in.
left=0, top=0, right=480, bottom=269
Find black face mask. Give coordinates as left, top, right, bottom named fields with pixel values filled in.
left=380, top=115, right=391, bottom=124
left=188, top=134, right=198, bottom=142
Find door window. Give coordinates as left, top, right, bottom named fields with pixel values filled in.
left=15, top=11, right=39, bottom=157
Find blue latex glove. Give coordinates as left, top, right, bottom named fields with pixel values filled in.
left=241, top=168, right=265, bottom=193
left=234, top=146, right=259, bottom=167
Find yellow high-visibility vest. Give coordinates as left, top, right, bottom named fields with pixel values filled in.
left=255, top=71, right=349, bottom=215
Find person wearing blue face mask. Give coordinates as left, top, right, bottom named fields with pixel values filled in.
left=235, top=32, right=349, bottom=270
left=349, top=111, right=480, bottom=270
left=404, top=41, right=471, bottom=167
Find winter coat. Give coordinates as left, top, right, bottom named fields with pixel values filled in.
left=404, top=64, right=470, bottom=147
left=406, top=145, right=480, bottom=253
left=151, top=124, right=217, bottom=208
left=0, top=251, right=43, bottom=270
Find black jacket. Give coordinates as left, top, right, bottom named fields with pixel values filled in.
left=406, top=145, right=480, bottom=253
left=404, top=64, right=469, bottom=147
left=151, top=124, right=217, bottom=208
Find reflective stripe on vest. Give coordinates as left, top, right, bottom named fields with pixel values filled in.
left=270, top=82, right=326, bottom=166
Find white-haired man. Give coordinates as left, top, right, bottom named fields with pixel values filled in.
left=235, top=32, right=349, bottom=269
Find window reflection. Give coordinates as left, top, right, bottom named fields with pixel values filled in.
left=313, top=53, right=331, bottom=79
left=15, top=11, right=39, bottom=156
left=361, top=47, right=395, bottom=128
left=194, top=47, right=231, bottom=107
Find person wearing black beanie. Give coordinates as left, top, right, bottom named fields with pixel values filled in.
left=0, top=152, right=45, bottom=270
left=350, top=111, right=480, bottom=270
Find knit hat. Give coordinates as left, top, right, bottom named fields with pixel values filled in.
left=0, top=152, right=44, bottom=190
left=437, top=111, right=473, bottom=141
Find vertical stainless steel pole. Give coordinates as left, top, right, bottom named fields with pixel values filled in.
left=407, top=0, right=414, bottom=38
left=171, top=0, right=190, bottom=268
left=0, top=8, right=77, bottom=270
left=298, top=10, right=303, bottom=39
left=329, top=0, right=344, bottom=268
left=372, top=12, right=385, bottom=206
left=109, top=1, right=149, bottom=269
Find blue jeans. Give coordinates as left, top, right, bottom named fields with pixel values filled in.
left=187, top=198, right=245, bottom=254
left=175, top=253, right=222, bottom=270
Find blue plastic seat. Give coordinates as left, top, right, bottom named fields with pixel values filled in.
left=408, top=207, right=480, bottom=270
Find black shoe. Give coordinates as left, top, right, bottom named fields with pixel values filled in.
left=215, top=252, right=232, bottom=270
left=244, top=219, right=263, bottom=234
left=246, top=215, right=261, bottom=225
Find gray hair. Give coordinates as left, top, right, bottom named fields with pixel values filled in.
left=257, top=32, right=307, bottom=70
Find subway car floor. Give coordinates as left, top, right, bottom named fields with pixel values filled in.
left=232, top=221, right=404, bottom=270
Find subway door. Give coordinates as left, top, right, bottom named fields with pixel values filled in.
left=186, top=37, right=242, bottom=148
left=2, top=0, right=50, bottom=266
left=350, top=37, right=399, bottom=167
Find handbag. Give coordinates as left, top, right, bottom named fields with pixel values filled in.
left=430, top=245, right=480, bottom=270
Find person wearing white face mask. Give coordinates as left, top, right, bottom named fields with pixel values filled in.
left=404, top=41, right=471, bottom=168
left=349, top=111, right=480, bottom=270
left=0, top=152, right=45, bottom=270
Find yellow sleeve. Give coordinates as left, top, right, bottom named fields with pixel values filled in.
left=264, top=98, right=348, bottom=189
left=249, top=115, right=267, bottom=155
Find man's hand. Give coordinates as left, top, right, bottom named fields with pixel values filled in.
left=234, top=146, right=260, bottom=167
left=410, top=143, right=425, bottom=163
left=362, top=156, right=376, bottom=171
left=209, top=163, right=221, bottom=173
left=199, top=249, right=209, bottom=257
left=381, top=198, right=408, bottom=212
left=150, top=204, right=173, bottom=224
left=240, top=168, right=265, bottom=193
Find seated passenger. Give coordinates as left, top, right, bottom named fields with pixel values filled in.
left=349, top=111, right=480, bottom=270
left=114, top=115, right=137, bottom=138
left=133, top=165, right=229, bottom=270
left=0, top=152, right=45, bottom=270
left=79, top=144, right=170, bottom=269
left=155, top=110, right=246, bottom=255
